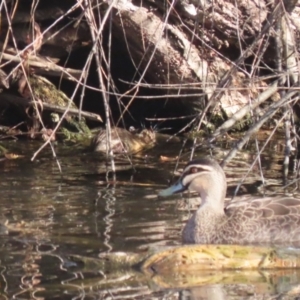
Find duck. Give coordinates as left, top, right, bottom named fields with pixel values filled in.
left=159, top=157, right=300, bottom=245
left=91, top=127, right=156, bottom=154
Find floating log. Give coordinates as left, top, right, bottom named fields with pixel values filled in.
left=69, top=244, right=300, bottom=290
left=74, top=244, right=300, bottom=274
left=140, top=244, right=300, bottom=274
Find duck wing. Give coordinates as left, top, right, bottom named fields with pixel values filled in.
left=225, top=197, right=300, bottom=218
left=223, top=197, right=300, bottom=244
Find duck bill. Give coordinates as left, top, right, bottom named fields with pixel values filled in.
left=159, top=181, right=185, bottom=197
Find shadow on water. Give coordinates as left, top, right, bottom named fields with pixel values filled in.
left=0, top=137, right=300, bottom=299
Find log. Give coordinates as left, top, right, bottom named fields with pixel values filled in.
left=140, top=244, right=300, bottom=274
left=70, top=244, right=300, bottom=289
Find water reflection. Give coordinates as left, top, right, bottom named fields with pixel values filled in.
left=0, top=139, right=300, bottom=299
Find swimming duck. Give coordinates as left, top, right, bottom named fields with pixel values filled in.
left=159, top=158, right=300, bottom=245
left=91, top=127, right=156, bottom=154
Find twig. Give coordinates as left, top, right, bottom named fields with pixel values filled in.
left=0, top=51, right=85, bottom=81
left=221, top=90, right=298, bottom=167
left=0, top=93, right=103, bottom=122
left=210, top=80, right=279, bottom=141
left=191, top=1, right=287, bottom=159
left=231, top=112, right=288, bottom=199
left=83, top=0, right=116, bottom=172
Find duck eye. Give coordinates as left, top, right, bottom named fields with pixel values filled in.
left=190, top=167, right=198, bottom=173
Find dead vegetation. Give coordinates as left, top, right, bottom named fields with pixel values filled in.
left=0, top=0, right=299, bottom=171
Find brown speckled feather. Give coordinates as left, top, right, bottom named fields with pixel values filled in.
left=213, top=197, right=300, bottom=245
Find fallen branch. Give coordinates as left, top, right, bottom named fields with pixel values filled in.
left=221, top=90, right=299, bottom=166
left=0, top=51, right=85, bottom=81
left=0, top=93, right=102, bottom=122
left=211, top=80, right=280, bottom=141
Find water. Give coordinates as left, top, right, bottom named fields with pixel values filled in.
left=0, top=138, right=300, bottom=299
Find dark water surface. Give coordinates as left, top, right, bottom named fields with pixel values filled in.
left=0, top=139, right=300, bottom=299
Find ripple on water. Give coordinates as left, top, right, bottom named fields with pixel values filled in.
left=0, top=139, right=299, bottom=299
